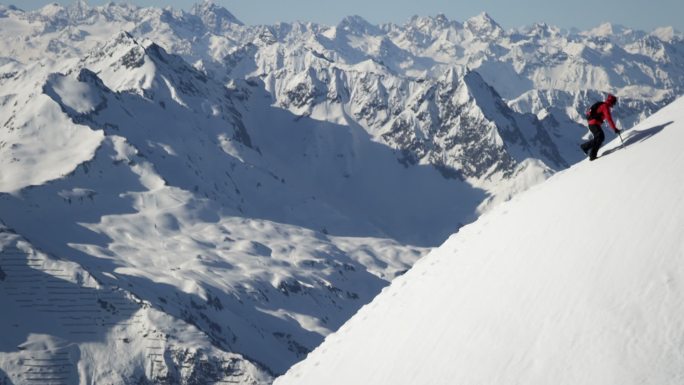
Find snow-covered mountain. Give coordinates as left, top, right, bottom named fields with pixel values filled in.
left=275, top=95, right=684, bottom=385
left=2, top=2, right=683, bottom=158
left=0, top=30, right=448, bottom=383
left=1, top=1, right=683, bottom=384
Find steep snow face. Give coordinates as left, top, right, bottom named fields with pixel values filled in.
left=275, top=96, right=684, bottom=385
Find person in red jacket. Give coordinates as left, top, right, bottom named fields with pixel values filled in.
left=580, top=94, right=621, bottom=160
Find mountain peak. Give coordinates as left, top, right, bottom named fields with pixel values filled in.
left=84, top=30, right=148, bottom=75
left=66, top=0, right=95, bottom=21
left=190, top=0, right=243, bottom=29
left=434, top=13, right=449, bottom=23
left=468, top=12, right=497, bottom=25
left=37, top=2, right=67, bottom=18
left=584, top=22, right=630, bottom=37
left=524, top=22, right=560, bottom=37
left=338, top=15, right=381, bottom=35
left=651, top=26, right=683, bottom=42
left=464, top=12, right=504, bottom=37
left=69, top=0, right=89, bottom=11
left=406, top=14, right=461, bottom=31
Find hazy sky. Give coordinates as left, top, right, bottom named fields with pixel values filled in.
left=5, top=0, right=683, bottom=32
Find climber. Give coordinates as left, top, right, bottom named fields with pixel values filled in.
left=580, top=94, right=620, bottom=160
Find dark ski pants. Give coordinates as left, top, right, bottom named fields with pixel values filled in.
left=580, top=124, right=604, bottom=159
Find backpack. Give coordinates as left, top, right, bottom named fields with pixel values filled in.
left=585, top=101, right=604, bottom=121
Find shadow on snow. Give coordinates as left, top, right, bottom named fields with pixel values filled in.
left=601, top=121, right=673, bottom=158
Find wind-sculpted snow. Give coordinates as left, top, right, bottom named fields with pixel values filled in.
left=1, top=1, right=683, bottom=384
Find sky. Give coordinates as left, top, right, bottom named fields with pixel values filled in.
left=4, top=0, right=683, bottom=32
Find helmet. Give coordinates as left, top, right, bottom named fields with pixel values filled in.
left=606, top=94, right=618, bottom=106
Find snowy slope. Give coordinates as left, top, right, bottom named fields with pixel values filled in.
left=275, top=97, right=684, bottom=384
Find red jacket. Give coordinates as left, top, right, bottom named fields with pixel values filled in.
left=588, top=102, right=617, bottom=131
